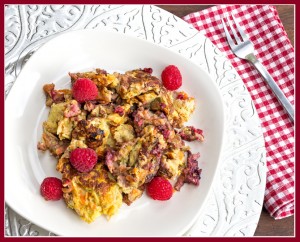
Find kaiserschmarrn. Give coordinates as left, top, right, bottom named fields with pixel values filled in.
left=38, top=68, right=204, bottom=223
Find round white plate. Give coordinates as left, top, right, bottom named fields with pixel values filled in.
left=5, top=5, right=266, bottom=237
left=5, top=29, right=225, bottom=236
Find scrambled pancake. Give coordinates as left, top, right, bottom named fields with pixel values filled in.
left=38, top=68, right=204, bottom=223
left=60, top=163, right=122, bottom=223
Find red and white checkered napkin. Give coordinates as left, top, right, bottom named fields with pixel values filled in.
left=183, top=5, right=294, bottom=219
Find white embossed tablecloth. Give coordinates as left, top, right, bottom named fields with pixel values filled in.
left=5, top=5, right=266, bottom=237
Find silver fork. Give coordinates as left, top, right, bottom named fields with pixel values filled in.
left=222, top=15, right=294, bottom=123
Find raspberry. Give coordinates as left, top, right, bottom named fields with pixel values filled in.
left=72, top=78, right=98, bottom=103
left=147, top=177, right=173, bottom=201
left=161, top=65, right=182, bottom=91
left=69, top=148, right=98, bottom=173
left=40, top=177, right=63, bottom=201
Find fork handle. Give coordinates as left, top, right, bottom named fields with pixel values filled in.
left=246, top=53, right=294, bottom=123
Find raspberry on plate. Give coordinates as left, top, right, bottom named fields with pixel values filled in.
left=40, top=177, right=63, bottom=201
left=146, top=177, right=173, bottom=201
left=70, top=148, right=98, bottom=173
left=72, top=78, right=98, bottom=103
left=161, top=65, right=182, bottom=91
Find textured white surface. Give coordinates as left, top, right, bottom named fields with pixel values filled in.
left=5, top=5, right=266, bottom=237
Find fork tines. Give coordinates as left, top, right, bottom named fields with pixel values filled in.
left=221, top=15, right=248, bottom=46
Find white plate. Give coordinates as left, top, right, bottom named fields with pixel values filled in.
left=5, top=29, right=225, bottom=237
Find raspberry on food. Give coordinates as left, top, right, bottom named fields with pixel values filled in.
left=147, top=177, right=173, bottom=201
left=161, top=65, right=182, bottom=91
left=72, top=78, right=98, bottom=103
left=69, top=148, right=98, bottom=173
left=40, top=177, right=63, bottom=201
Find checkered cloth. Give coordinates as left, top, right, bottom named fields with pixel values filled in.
left=183, top=5, right=294, bottom=219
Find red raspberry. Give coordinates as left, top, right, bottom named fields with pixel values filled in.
left=161, top=65, right=182, bottom=91
left=40, top=177, right=63, bottom=201
left=69, top=148, right=98, bottom=173
left=147, top=177, right=173, bottom=201
left=72, top=78, right=98, bottom=103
